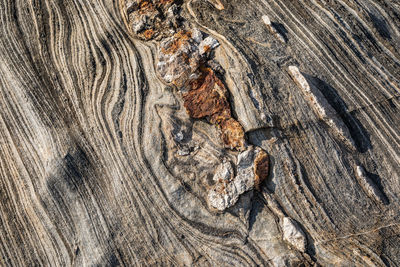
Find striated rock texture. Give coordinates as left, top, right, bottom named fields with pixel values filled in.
left=0, top=0, right=400, bottom=266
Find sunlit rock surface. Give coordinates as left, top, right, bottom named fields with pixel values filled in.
left=0, top=0, right=400, bottom=265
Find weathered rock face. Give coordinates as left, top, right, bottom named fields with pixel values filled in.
left=157, top=29, right=218, bottom=86
left=183, top=68, right=246, bottom=150
left=207, top=146, right=268, bottom=211
left=1, top=0, right=400, bottom=266
left=127, top=0, right=180, bottom=40
left=281, top=217, right=307, bottom=253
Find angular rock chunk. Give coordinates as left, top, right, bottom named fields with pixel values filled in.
left=157, top=29, right=219, bottom=87
left=281, top=217, right=307, bottom=252
left=262, top=15, right=286, bottom=43
left=288, top=66, right=355, bottom=150
left=207, top=146, right=269, bottom=211
left=183, top=68, right=245, bottom=150
left=127, top=0, right=180, bottom=40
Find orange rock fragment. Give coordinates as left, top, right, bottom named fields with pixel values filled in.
left=138, top=1, right=155, bottom=14
left=183, top=68, right=230, bottom=119
left=253, top=150, right=269, bottom=190
left=143, top=29, right=155, bottom=40
left=161, top=30, right=193, bottom=54
left=182, top=68, right=246, bottom=150
left=203, top=45, right=211, bottom=54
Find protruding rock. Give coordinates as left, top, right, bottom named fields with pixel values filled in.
left=199, top=36, right=219, bottom=55
left=288, top=66, right=356, bottom=150
left=157, top=30, right=219, bottom=87
left=262, top=15, right=286, bottom=43
left=182, top=68, right=245, bottom=150
left=127, top=0, right=179, bottom=40
left=207, top=147, right=269, bottom=211
left=355, top=165, right=387, bottom=204
left=281, top=217, right=307, bottom=252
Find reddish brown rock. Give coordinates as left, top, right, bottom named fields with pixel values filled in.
left=183, top=68, right=230, bottom=119
left=127, top=0, right=179, bottom=40
left=157, top=29, right=219, bottom=87
left=161, top=30, right=193, bottom=54
left=182, top=68, right=245, bottom=150
left=253, top=149, right=269, bottom=190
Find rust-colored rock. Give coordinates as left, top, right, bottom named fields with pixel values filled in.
left=157, top=28, right=208, bottom=86
left=182, top=68, right=245, bottom=150
left=161, top=30, right=193, bottom=55
left=143, top=29, right=155, bottom=40
left=127, top=0, right=179, bottom=40
left=183, top=68, right=230, bottom=119
left=217, top=118, right=245, bottom=150
left=253, top=149, right=269, bottom=190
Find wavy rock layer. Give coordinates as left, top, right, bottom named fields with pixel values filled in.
left=0, top=0, right=399, bottom=265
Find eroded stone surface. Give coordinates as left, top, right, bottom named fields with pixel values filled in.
left=183, top=68, right=245, bottom=150
left=128, top=0, right=266, bottom=217
left=288, top=65, right=355, bottom=150
left=127, top=0, right=181, bottom=40
left=157, top=29, right=219, bottom=87
left=207, top=146, right=269, bottom=211
left=281, top=217, right=307, bottom=252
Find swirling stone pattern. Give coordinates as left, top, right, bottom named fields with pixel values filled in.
left=0, top=0, right=399, bottom=266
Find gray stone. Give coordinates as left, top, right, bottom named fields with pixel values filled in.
left=281, top=217, right=307, bottom=252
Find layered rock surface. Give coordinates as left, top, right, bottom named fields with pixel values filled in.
left=0, top=0, right=400, bottom=266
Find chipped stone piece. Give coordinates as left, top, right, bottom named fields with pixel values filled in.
left=183, top=68, right=245, bottom=150
left=199, top=36, right=219, bottom=55
left=355, top=165, right=387, bottom=204
left=207, top=147, right=269, bottom=211
left=288, top=66, right=355, bottom=150
left=157, top=30, right=219, bottom=87
left=281, top=217, right=307, bottom=252
left=183, top=68, right=230, bottom=118
left=262, top=15, right=286, bottom=43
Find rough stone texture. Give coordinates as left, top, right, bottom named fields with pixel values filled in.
left=281, top=217, right=307, bottom=253
left=127, top=0, right=180, bottom=40
left=183, top=68, right=246, bottom=150
left=1, top=0, right=400, bottom=265
left=288, top=65, right=356, bottom=150
left=157, top=29, right=207, bottom=86
left=207, top=146, right=268, bottom=211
